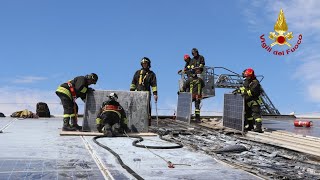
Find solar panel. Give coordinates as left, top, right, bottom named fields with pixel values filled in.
left=82, top=90, right=149, bottom=132
left=176, top=92, right=192, bottom=124
left=0, top=159, right=104, bottom=179
left=223, top=93, right=244, bottom=131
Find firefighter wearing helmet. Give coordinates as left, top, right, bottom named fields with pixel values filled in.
left=95, top=93, right=129, bottom=137
left=181, top=68, right=205, bottom=123
left=56, top=73, right=98, bottom=131
left=234, top=68, right=263, bottom=133
left=190, top=48, right=205, bottom=73
left=178, top=54, right=193, bottom=74
left=130, top=57, right=158, bottom=126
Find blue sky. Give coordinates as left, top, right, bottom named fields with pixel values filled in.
left=0, top=0, right=319, bottom=116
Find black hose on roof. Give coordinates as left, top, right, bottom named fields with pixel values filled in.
left=93, top=134, right=183, bottom=179
left=93, top=135, right=144, bottom=180
left=132, top=135, right=183, bottom=149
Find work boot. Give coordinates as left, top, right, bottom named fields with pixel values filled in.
left=195, top=114, right=201, bottom=123
left=253, top=122, right=263, bottom=133
left=103, top=124, right=113, bottom=137
left=112, top=123, right=121, bottom=136
left=62, top=117, right=76, bottom=131
left=245, top=121, right=254, bottom=131
left=70, top=117, right=82, bottom=131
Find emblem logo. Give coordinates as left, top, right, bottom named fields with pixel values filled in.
left=260, top=9, right=302, bottom=56
left=269, top=9, right=293, bottom=47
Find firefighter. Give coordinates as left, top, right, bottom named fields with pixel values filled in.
left=96, top=93, right=129, bottom=137
left=178, top=54, right=193, bottom=76
left=235, top=68, right=263, bottom=133
left=56, top=73, right=98, bottom=131
left=130, top=57, right=158, bottom=126
left=182, top=68, right=205, bottom=123
left=241, top=68, right=249, bottom=88
left=190, top=48, right=205, bottom=73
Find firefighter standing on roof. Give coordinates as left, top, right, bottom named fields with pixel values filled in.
left=235, top=68, right=263, bottom=133
left=130, top=57, right=158, bottom=126
left=182, top=68, right=205, bottom=123
left=96, top=93, right=129, bottom=137
left=56, top=73, right=98, bottom=131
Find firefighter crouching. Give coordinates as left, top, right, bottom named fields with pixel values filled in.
left=234, top=68, right=263, bottom=133
left=96, top=93, right=129, bottom=137
left=56, top=73, right=98, bottom=131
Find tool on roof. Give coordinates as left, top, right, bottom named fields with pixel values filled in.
left=155, top=101, right=159, bottom=127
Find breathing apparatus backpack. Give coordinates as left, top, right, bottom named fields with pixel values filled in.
left=36, top=102, right=51, bottom=117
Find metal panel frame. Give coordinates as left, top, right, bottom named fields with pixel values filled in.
left=176, top=92, right=192, bottom=124
left=223, top=93, right=244, bottom=132
left=83, top=90, right=149, bottom=132
left=179, top=66, right=215, bottom=98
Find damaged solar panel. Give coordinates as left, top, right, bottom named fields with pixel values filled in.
left=176, top=92, right=192, bottom=124
left=223, top=93, right=244, bottom=131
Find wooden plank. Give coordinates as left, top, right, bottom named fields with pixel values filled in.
left=247, top=132, right=320, bottom=149
left=241, top=136, right=320, bottom=157
left=60, top=131, right=157, bottom=136
left=246, top=132, right=319, bottom=151
left=273, top=131, right=320, bottom=142
left=243, top=133, right=320, bottom=157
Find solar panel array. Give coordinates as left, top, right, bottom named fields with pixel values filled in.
left=83, top=90, right=149, bottom=132
left=176, top=92, right=192, bottom=124
left=0, top=159, right=104, bottom=179
left=223, top=93, right=244, bottom=131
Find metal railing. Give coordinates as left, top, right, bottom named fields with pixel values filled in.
left=178, top=66, right=280, bottom=115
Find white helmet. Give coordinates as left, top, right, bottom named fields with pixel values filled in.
left=108, top=93, right=118, bottom=101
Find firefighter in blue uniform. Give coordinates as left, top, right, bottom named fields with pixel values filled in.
left=56, top=73, right=98, bottom=131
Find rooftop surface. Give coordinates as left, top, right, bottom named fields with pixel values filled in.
left=0, top=117, right=260, bottom=180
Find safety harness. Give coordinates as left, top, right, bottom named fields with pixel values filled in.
left=96, top=104, right=126, bottom=125
left=139, top=70, right=148, bottom=86
left=67, top=81, right=77, bottom=101
left=103, top=105, right=122, bottom=111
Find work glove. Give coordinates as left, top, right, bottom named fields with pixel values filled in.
left=239, top=87, right=246, bottom=94
left=232, top=88, right=240, bottom=95
left=88, top=87, right=95, bottom=92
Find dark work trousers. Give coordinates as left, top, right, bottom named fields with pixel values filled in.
left=192, top=98, right=201, bottom=115
left=245, top=101, right=261, bottom=124
left=56, top=92, right=78, bottom=116
left=251, top=104, right=261, bottom=121
left=100, top=111, right=121, bottom=127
